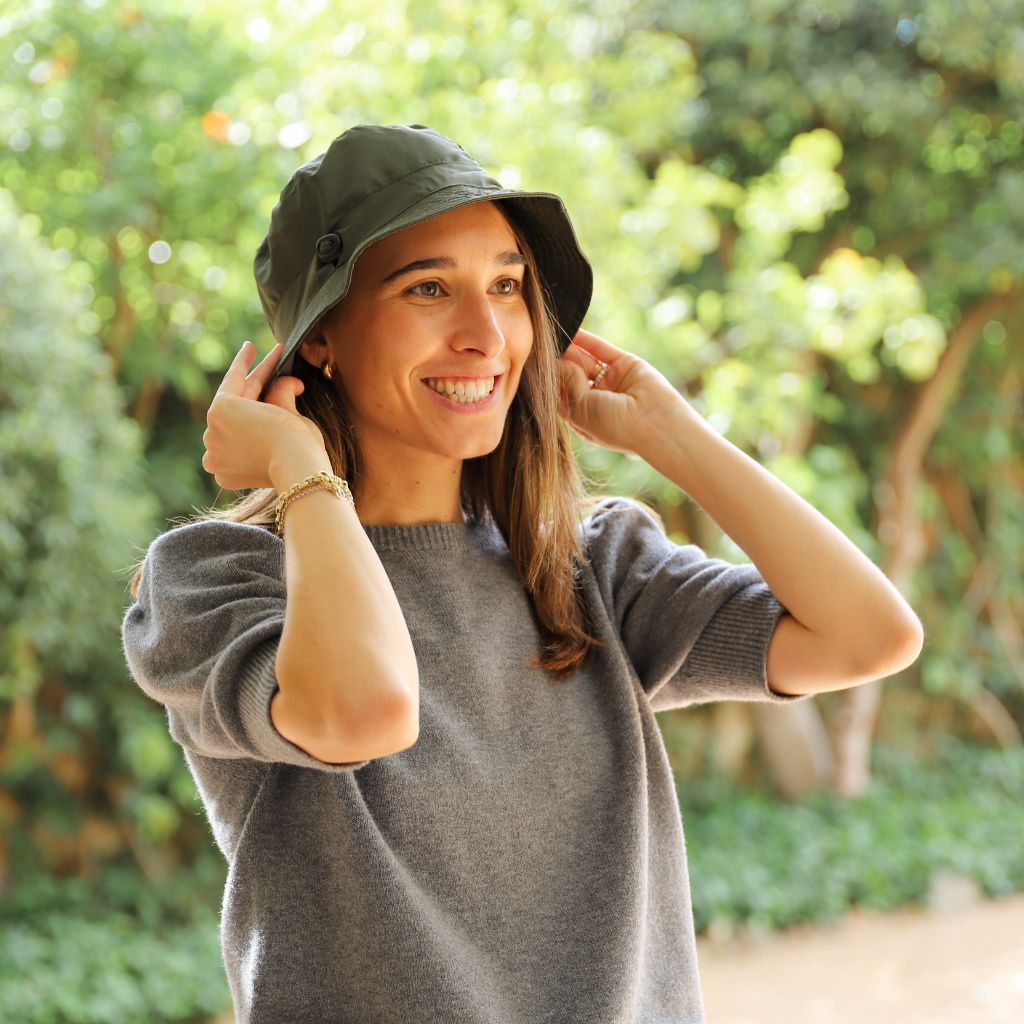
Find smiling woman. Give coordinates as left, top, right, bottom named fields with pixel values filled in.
left=120, top=123, right=837, bottom=1024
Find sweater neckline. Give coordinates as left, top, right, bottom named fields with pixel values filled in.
left=360, top=514, right=496, bottom=553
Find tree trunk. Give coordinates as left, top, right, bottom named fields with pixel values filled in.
left=753, top=699, right=834, bottom=799
left=832, top=293, right=1022, bottom=795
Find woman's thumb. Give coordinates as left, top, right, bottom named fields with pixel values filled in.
left=265, top=375, right=304, bottom=413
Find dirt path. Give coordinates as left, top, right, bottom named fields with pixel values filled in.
left=696, top=894, right=1024, bottom=1024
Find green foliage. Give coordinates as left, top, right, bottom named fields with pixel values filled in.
left=0, top=190, right=156, bottom=697
left=0, top=856, right=230, bottom=1023
left=649, top=0, right=1024, bottom=711
left=0, top=188, right=208, bottom=883
left=0, top=0, right=1020, bottom=940
left=683, top=741, right=1024, bottom=933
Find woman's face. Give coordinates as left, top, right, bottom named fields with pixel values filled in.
left=315, top=200, right=534, bottom=463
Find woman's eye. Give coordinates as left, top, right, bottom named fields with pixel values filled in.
left=406, top=278, right=523, bottom=298
left=408, top=280, right=443, bottom=298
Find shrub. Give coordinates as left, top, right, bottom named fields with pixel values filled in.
left=682, top=739, right=1024, bottom=933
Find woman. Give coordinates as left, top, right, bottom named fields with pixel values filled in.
left=121, top=124, right=923, bottom=1023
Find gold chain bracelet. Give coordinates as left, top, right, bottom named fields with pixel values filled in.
left=275, top=470, right=355, bottom=535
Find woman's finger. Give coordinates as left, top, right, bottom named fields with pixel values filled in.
left=565, top=329, right=630, bottom=388
left=561, top=344, right=608, bottom=388
left=242, top=341, right=285, bottom=397
left=572, top=328, right=626, bottom=361
left=215, top=341, right=258, bottom=397
left=559, top=339, right=588, bottom=373
left=558, top=355, right=590, bottom=405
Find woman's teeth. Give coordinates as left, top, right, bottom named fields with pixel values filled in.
left=422, top=377, right=495, bottom=403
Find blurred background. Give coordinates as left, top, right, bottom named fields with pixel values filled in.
left=1, top=0, right=1022, bottom=1021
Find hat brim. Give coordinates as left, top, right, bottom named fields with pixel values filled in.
left=258, top=184, right=592, bottom=400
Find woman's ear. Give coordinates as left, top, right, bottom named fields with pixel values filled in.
left=297, top=317, right=329, bottom=369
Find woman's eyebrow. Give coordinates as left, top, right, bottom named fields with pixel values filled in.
left=376, top=250, right=526, bottom=290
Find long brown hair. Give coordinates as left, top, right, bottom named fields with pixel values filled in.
left=127, top=200, right=663, bottom=681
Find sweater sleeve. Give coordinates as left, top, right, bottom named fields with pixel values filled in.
left=121, top=519, right=370, bottom=772
left=582, top=497, right=813, bottom=712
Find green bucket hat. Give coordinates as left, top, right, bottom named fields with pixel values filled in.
left=253, top=123, right=593, bottom=400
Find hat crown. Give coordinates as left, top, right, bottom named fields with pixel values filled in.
left=289, top=124, right=485, bottom=225
left=253, top=125, right=497, bottom=332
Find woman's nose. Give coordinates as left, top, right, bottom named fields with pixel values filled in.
left=451, top=289, right=507, bottom=349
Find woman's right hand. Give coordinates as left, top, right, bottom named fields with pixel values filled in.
left=202, top=341, right=329, bottom=492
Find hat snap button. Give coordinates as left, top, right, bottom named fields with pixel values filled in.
left=315, top=232, right=343, bottom=266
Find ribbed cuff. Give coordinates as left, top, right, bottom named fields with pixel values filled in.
left=683, top=579, right=812, bottom=703
left=238, top=635, right=370, bottom=772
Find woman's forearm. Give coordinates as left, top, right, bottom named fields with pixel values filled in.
left=270, top=446, right=420, bottom=758
left=635, top=395, right=924, bottom=668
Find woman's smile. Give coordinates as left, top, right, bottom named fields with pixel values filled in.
left=419, top=373, right=504, bottom=414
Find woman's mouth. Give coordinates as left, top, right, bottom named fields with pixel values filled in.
left=420, top=374, right=503, bottom=414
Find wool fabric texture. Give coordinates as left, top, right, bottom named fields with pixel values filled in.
left=121, top=496, right=810, bottom=1024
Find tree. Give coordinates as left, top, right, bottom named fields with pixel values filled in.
left=0, top=187, right=168, bottom=881
left=656, top=0, right=1024, bottom=793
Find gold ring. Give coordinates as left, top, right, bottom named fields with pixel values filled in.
left=590, top=359, right=609, bottom=387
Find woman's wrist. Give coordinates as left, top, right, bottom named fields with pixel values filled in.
left=268, top=443, right=334, bottom=495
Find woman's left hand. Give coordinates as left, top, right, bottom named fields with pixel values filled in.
left=556, top=328, right=684, bottom=454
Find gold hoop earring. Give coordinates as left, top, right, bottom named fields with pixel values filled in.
left=322, top=361, right=335, bottom=381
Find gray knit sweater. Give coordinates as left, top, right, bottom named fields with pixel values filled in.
left=121, top=496, right=809, bottom=1024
